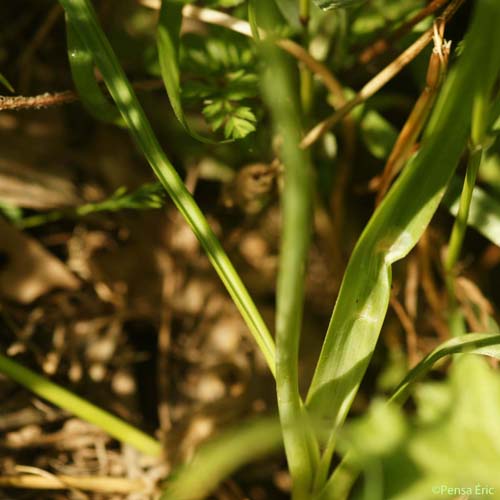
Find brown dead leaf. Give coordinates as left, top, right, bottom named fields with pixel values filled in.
left=0, top=218, right=80, bottom=303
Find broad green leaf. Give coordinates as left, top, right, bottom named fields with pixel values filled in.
left=66, top=17, right=122, bottom=124
left=320, top=355, right=500, bottom=500
left=443, top=176, right=500, bottom=247
left=160, top=417, right=282, bottom=500
left=306, top=0, right=500, bottom=458
left=399, top=356, right=500, bottom=500
left=361, top=357, right=500, bottom=500
left=58, top=0, right=276, bottom=375
left=391, top=333, right=500, bottom=404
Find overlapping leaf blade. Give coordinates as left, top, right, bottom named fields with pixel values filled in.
left=391, top=333, right=500, bottom=404
left=160, top=417, right=282, bottom=500
left=58, top=0, right=276, bottom=374
left=306, top=0, right=500, bottom=454
left=66, top=17, right=122, bottom=124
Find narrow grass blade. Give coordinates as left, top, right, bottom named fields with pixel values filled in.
left=0, top=353, right=162, bottom=456
left=156, top=0, right=227, bottom=143
left=391, top=333, right=500, bottom=405
left=66, top=17, right=122, bottom=124
left=306, top=0, right=500, bottom=462
left=259, top=26, right=318, bottom=499
left=160, top=417, right=282, bottom=500
left=443, top=176, right=500, bottom=247
left=57, top=0, right=275, bottom=375
left=0, top=72, right=14, bottom=92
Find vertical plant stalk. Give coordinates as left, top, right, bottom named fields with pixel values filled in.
left=66, top=16, right=122, bottom=124
left=57, top=0, right=275, bottom=375
left=444, top=147, right=483, bottom=297
left=299, top=0, right=312, bottom=114
left=444, top=85, right=493, bottom=327
left=258, top=5, right=318, bottom=498
left=0, top=353, right=162, bottom=457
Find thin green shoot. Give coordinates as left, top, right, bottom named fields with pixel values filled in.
left=17, top=183, right=165, bottom=229
left=259, top=10, right=318, bottom=497
left=0, top=352, right=162, bottom=457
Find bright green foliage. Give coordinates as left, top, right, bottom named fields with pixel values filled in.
left=337, top=356, right=500, bottom=500
left=5, top=0, right=500, bottom=496
left=391, top=333, right=500, bottom=404
left=274, top=0, right=300, bottom=28
left=156, top=0, right=258, bottom=141
left=182, top=35, right=259, bottom=139
left=306, top=0, right=500, bottom=468
left=204, top=0, right=246, bottom=7
left=202, top=100, right=256, bottom=139
left=0, top=201, right=23, bottom=221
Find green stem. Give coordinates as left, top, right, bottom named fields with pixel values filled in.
left=444, top=146, right=483, bottom=282
left=299, top=0, right=310, bottom=26
left=299, top=0, right=312, bottom=115
left=444, top=91, right=488, bottom=320
left=19, top=210, right=66, bottom=229
left=0, top=353, right=162, bottom=456
left=259, top=2, right=318, bottom=495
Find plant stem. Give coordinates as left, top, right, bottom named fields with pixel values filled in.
left=299, top=0, right=312, bottom=115
left=299, top=0, right=310, bottom=26
left=444, top=146, right=483, bottom=290
left=258, top=1, right=318, bottom=495
left=444, top=90, right=489, bottom=318
left=0, top=353, right=162, bottom=457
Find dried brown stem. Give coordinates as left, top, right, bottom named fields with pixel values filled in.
left=374, top=20, right=451, bottom=205
left=0, top=80, right=164, bottom=111
left=359, top=0, right=450, bottom=65
left=390, top=295, right=419, bottom=368
left=0, top=474, right=148, bottom=493
left=300, top=0, right=465, bottom=150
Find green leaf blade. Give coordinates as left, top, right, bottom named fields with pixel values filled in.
left=160, top=417, right=282, bottom=500
left=58, top=0, right=276, bottom=376
left=306, top=0, right=500, bottom=453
